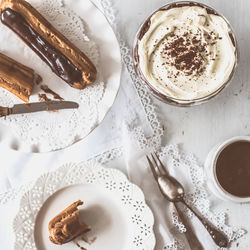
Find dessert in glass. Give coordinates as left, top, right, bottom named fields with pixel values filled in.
left=133, top=1, right=238, bottom=106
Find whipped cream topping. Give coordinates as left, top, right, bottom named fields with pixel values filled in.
left=137, top=5, right=236, bottom=101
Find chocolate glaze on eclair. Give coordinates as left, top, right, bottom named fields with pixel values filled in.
left=0, top=0, right=97, bottom=89
left=1, top=8, right=82, bottom=87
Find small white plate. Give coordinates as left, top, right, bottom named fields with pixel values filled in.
left=13, top=162, right=155, bottom=250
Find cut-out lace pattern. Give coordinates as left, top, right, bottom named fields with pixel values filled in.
left=0, top=0, right=105, bottom=152
left=13, top=162, right=155, bottom=250
left=100, top=0, right=163, bottom=150
left=99, top=1, right=245, bottom=249
left=0, top=1, right=245, bottom=249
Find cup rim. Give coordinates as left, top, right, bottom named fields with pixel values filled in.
left=133, top=0, right=239, bottom=107
left=212, top=136, right=250, bottom=202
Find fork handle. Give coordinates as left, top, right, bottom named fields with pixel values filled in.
left=173, top=203, right=204, bottom=250
left=182, top=200, right=229, bottom=248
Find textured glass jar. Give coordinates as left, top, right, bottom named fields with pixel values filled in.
left=133, top=1, right=238, bottom=107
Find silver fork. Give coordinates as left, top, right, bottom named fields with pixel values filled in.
left=146, top=153, right=229, bottom=248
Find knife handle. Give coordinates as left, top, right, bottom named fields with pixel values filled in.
left=0, top=106, right=10, bottom=117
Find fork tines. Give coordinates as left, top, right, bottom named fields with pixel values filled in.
left=146, top=153, right=169, bottom=179
left=146, top=155, right=158, bottom=180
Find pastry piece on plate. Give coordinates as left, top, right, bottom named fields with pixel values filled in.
left=48, top=200, right=91, bottom=245
left=0, top=52, right=38, bottom=102
left=0, top=0, right=97, bottom=89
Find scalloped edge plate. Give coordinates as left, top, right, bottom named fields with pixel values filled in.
left=13, top=162, right=155, bottom=250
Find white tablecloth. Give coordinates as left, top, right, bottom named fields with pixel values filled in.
left=0, top=0, right=250, bottom=249
left=112, top=1, right=250, bottom=248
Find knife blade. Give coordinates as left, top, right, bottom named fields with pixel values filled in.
left=0, top=101, right=79, bottom=117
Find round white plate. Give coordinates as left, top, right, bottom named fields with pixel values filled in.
left=0, top=0, right=121, bottom=152
left=13, top=162, right=155, bottom=250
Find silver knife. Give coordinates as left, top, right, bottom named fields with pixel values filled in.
left=0, top=101, right=79, bottom=117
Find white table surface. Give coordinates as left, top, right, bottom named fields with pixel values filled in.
left=0, top=0, right=249, bottom=249
left=113, top=0, right=250, bottom=249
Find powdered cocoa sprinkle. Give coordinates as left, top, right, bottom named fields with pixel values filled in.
left=160, top=28, right=219, bottom=78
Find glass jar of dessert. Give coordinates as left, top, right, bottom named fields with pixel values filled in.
left=205, top=136, right=250, bottom=203
left=133, top=1, right=238, bottom=106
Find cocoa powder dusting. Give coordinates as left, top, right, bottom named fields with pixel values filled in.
left=160, top=29, right=219, bottom=78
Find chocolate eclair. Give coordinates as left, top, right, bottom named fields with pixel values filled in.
left=0, top=52, right=37, bottom=102
left=0, top=0, right=97, bottom=89
left=48, top=200, right=90, bottom=245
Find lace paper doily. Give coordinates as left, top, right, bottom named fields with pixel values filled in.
left=100, top=1, right=245, bottom=247
left=100, top=0, right=164, bottom=150
left=0, top=0, right=120, bottom=152
left=159, top=145, right=245, bottom=249
left=125, top=122, right=245, bottom=250
left=13, top=161, right=155, bottom=250
left=0, top=146, right=123, bottom=206
left=0, top=0, right=246, bottom=249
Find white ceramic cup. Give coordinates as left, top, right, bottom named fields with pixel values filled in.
left=204, top=136, right=250, bottom=203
